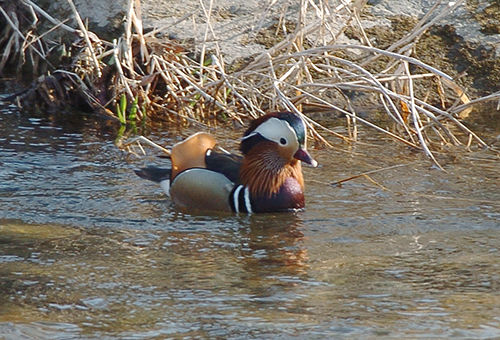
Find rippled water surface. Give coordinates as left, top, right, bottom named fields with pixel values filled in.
left=1, top=85, right=500, bottom=339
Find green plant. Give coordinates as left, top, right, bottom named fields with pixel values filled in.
left=116, top=94, right=127, bottom=125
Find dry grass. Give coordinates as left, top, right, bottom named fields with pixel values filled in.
left=2, top=0, right=500, bottom=167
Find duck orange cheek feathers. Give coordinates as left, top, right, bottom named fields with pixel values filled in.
left=135, top=111, right=317, bottom=213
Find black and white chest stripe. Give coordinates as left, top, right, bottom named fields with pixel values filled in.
left=230, top=185, right=253, bottom=213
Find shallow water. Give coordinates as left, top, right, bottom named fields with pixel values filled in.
left=1, top=87, right=500, bottom=339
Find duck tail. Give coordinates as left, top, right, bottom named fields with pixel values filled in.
left=134, top=167, right=171, bottom=183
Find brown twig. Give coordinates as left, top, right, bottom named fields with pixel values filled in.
left=331, top=163, right=415, bottom=186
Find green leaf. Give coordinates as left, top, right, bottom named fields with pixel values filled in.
left=116, top=94, right=127, bottom=125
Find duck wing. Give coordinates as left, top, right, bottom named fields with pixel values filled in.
left=205, top=149, right=242, bottom=183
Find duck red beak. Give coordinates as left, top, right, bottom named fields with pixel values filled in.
left=294, top=148, right=318, bottom=167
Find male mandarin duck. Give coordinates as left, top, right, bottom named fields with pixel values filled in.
left=135, top=111, right=317, bottom=213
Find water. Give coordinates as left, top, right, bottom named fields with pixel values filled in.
left=1, top=85, right=500, bottom=339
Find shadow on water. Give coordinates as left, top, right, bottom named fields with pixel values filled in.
left=2, top=83, right=500, bottom=339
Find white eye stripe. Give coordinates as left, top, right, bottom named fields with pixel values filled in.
left=243, top=118, right=298, bottom=147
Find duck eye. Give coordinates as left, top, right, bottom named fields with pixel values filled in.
left=279, top=137, right=287, bottom=145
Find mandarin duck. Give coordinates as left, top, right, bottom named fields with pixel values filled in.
left=135, top=111, right=317, bottom=213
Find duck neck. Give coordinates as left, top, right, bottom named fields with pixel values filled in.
left=240, top=146, right=304, bottom=199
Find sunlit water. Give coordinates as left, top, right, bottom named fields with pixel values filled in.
left=1, top=84, right=500, bottom=339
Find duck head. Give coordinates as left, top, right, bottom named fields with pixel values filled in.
left=240, top=111, right=317, bottom=168
left=238, top=111, right=317, bottom=206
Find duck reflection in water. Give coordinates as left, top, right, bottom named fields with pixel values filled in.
left=238, top=213, right=309, bottom=277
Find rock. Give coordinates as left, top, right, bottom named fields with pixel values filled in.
left=34, top=0, right=126, bottom=41
left=365, top=0, right=500, bottom=95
